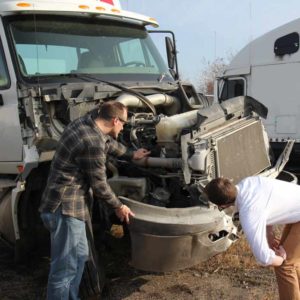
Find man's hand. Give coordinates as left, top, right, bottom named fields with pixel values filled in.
left=271, top=245, right=287, bottom=266
left=133, top=148, right=151, bottom=160
left=115, top=204, right=135, bottom=224
left=275, top=245, right=287, bottom=260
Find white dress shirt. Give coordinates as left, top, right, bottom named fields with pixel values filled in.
left=236, top=176, right=300, bottom=265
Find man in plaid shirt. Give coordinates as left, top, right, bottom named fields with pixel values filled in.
left=39, top=101, right=150, bottom=300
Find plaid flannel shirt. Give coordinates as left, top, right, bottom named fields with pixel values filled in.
left=39, top=113, right=133, bottom=221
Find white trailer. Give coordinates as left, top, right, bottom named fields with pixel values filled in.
left=216, top=17, right=300, bottom=164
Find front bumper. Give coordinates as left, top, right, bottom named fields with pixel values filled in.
left=120, top=196, right=237, bottom=272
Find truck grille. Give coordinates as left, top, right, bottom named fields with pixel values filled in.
left=215, top=120, right=270, bottom=184
left=209, top=150, right=217, bottom=179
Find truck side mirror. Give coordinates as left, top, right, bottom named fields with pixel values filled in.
left=149, top=30, right=179, bottom=80
left=165, top=36, right=175, bottom=70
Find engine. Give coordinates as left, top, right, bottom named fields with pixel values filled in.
left=19, top=83, right=271, bottom=209
left=107, top=93, right=271, bottom=208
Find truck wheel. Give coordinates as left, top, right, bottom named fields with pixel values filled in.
left=79, top=220, right=105, bottom=299
left=15, top=192, right=36, bottom=263
left=15, top=164, right=51, bottom=263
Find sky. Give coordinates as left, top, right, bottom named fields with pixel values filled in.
left=121, top=0, right=300, bottom=86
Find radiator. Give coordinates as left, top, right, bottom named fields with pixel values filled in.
left=214, top=120, right=270, bottom=184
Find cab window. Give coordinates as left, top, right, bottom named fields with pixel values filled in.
left=0, top=41, right=10, bottom=89
left=220, top=78, right=245, bottom=101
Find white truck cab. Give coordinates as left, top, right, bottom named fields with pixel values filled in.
left=0, top=1, right=295, bottom=296
left=216, top=17, right=300, bottom=166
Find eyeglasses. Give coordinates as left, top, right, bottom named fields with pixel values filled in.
left=218, top=205, right=227, bottom=212
left=117, top=116, right=127, bottom=124
left=218, top=201, right=235, bottom=211
left=218, top=204, right=230, bottom=211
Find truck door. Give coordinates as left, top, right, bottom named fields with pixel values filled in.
left=0, top=38, right=23, bottom=165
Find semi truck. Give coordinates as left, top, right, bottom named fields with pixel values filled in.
left=0, top=0, right=295, bottom=297
left=215, top=17, right=300, bottom=167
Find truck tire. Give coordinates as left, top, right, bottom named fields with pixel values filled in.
left=79, top=219, right=105, bottom=299
left=15, top=191, right=37, bottom=263
left=15, top=165, right=50, bottom=263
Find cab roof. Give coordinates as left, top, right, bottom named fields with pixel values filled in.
left=0, top=0, right=159, bottom=27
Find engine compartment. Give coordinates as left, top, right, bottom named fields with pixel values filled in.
left=19, top=82, right=271, bottom=210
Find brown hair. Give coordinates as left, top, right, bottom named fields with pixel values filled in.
left=204, top=177, right=237, bottom=206
left=95, top=101, right=127, bottom=120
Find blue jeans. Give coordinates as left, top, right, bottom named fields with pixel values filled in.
left=41, top=207, right=89, bottom=300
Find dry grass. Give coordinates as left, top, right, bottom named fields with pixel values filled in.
left=106, top=224, right=282, bottom=299
left=191, top=228, right=284, bottom=300
left=202, top=225, right=285, bottom=271
left=200, top=235, right=258, bottom=272
left=0, top=224, right=283, bottom=300
left=221, top=235, right=257, bottom=267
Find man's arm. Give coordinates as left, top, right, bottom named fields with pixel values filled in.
left=77, top=145, right=134, bottom=223
left=240, top=210, right=282, bottom=266
left=107, top=137, right=150, bottom=161
left=266, top=225, right=286, bottom=266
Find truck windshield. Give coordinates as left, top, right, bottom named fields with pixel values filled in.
left=7, top=15, right=173, bottom=82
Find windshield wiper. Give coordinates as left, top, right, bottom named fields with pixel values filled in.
left=27, top=72, right=91, bottom=82
left=157, top=72, right=167, bottom=83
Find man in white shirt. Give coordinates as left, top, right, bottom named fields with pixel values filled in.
left=204, top=176, right=300, bottom=300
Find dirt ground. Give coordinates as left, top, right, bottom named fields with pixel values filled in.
left=0, top=232, right=278, bottom=300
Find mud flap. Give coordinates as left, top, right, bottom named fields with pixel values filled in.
left=79, top=218, right=105, bottom=299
